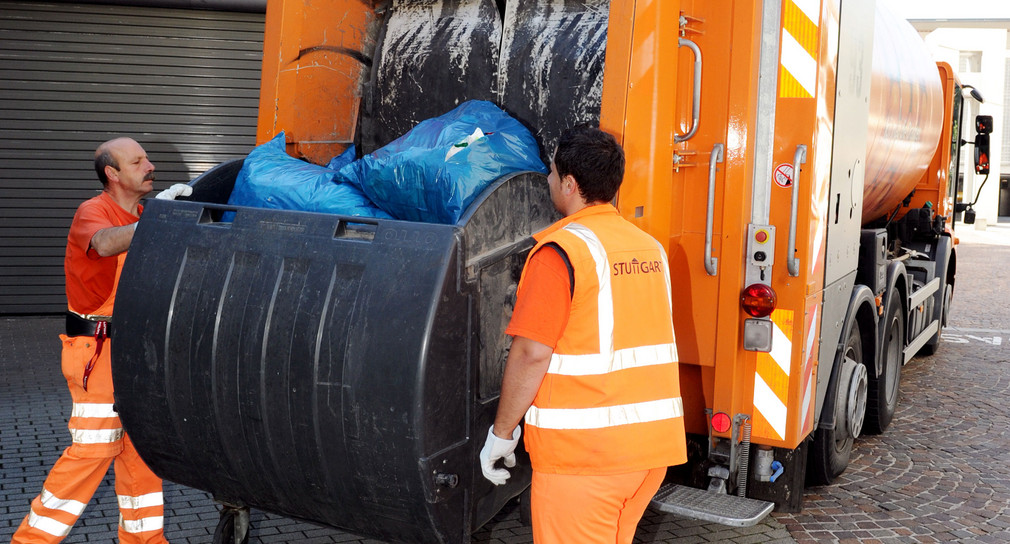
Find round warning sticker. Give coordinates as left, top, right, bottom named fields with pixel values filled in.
left=773, top=163, right=794, bottom=188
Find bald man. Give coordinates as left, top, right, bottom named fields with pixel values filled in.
left=12, top=138, right=190, bottom=544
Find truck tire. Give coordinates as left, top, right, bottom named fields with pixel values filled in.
left=808, top=324, right=866, bottom=485
left=919, top=281, right=951, bottom=356
left=865, top=288, right=903, bottom=434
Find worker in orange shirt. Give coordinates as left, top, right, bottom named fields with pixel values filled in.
left=479, top=125, right=686, bottom=543
left=12, top=137, right=191, bottom=544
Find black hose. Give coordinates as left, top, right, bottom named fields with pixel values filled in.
left=970, top=173, right=990, bottom=206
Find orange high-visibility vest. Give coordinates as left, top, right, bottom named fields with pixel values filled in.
left=520, top=204, right=686, bottom=474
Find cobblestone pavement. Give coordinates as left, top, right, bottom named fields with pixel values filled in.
left=774, top=222, right=1010, bottom=544
left=1, top=222, right=1007, bottom=543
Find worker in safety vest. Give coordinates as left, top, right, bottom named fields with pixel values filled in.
left=479, top=125, right=686, bottom=543
left=12, top=138, right=191, bottom=544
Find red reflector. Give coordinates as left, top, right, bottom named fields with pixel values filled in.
left=741, top=283, right=777, bottom=318
left=712, top=412, right=732, bottom=434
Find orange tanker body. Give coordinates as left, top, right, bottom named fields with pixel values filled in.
left=112, top=0, right=984, bottom=540
left=863, top=3, right=946, bottom=224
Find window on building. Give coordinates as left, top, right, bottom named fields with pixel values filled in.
left=1004, top=58, right=1010, bottom=169
left=960, top=51, right=982, bottom=72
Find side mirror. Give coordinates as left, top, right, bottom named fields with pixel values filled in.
left=975, top=115, right=992, bottom=175
left=975, top=134, right=990, bottom=175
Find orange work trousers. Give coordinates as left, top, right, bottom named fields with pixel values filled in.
left=12, top=335, right=168, bottom=544
left=531, top=467, right=666, bottom=544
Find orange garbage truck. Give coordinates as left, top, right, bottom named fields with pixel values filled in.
left=111, top=0, right=984, bottom=542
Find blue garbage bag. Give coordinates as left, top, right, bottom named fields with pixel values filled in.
left=325, top=145, right=358, bottom=171
left=337, top=100, right=547, bottom=224
left=227, top=132, right=391, bottom=218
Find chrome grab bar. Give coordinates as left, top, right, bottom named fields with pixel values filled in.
left=675, top=38, right=702, bottom=143
left=787, top=145, right=807, bottom=277
left=705, top=143, right=724, bottom=276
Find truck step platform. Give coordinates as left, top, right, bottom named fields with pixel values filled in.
left=650, top=484, right=775, bottom=527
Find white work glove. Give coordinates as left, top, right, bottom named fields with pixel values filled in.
left=479, top=424, right=521, bottom=485
left=155, top=183, right=193, bottom=200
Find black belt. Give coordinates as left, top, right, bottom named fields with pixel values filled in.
left=65, top=312, right=112, bottom=338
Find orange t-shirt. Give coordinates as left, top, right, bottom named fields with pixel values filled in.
left=505, top=245, right=572, bottom=348
left=64, top=192, right=141, bottom=315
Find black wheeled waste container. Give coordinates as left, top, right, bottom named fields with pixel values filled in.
left=111, top=162, right=558, bottom=543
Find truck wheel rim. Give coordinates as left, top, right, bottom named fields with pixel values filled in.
left=846, top=362, right=868, bottom=438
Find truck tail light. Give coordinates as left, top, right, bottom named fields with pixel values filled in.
left=711, top=412, right=732, bottom=434
left=741, top=284, right=777, bottom=318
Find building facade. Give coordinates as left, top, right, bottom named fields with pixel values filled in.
left=898, top=1, right=1010, bottom=225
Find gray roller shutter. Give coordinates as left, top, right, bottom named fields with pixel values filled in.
left=0, top=1, right=264, bottom=315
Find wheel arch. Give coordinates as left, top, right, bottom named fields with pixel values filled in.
left=816, top=284, right=877, bottom=431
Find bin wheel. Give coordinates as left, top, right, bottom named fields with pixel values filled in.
left=519, top=485, right=532, bottom=527
left=213, top=505, right=250, bottom=544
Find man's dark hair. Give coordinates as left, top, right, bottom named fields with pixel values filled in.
left=553, top=124, right=625, bottom=203
left=95, top=148, right=118, bottom=187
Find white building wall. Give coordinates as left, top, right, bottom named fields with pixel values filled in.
left=920, top=28, right=1006, bottom=223
left=903, top=20, right=1008, bottom=223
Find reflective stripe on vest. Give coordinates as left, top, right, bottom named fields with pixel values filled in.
left=564, top=223, right=615, bottom=357
left=548, top=343, right=678, bottom=376
left=526, top=397, right=684, bottom=430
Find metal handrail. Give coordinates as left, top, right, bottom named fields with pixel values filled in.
left=787, top=145, right=807, bottom=277
left=675, top=38, right=702, bottom=143
left=705, top=143, right=724, bottom=276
